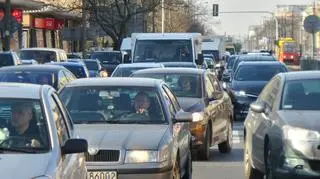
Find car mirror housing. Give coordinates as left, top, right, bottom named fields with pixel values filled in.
left=61, top=138, right=88, bottom=155
left=174, top=111, right=193, bottom=123
left=250, top=102, right=265, bottom=113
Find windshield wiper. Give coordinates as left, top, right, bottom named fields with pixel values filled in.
left=0, top=147, right=45, bottom=153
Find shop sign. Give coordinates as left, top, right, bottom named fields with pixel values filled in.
left=34, top=18, right=45, bottom=29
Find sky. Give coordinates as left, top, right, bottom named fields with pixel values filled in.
left=200, top=0, right=314, bottom=36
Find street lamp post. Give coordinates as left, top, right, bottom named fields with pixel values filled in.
left=4, top=0, right=11, bottom=51
left=161, top=0, right=164, bottom=34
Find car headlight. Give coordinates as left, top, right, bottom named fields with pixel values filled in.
left=290, top=55, right=294, bottom=59
left=192, top=112, right=204, bottom=122
left=125, top=148, right=168, bottom=163
left=232, top=90, right=246, bottom=97
left=283, top=125, right=320, bottom=142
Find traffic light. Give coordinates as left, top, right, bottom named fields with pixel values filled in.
left=213, top=4, right=219, bottom=16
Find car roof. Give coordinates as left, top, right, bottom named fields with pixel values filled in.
left=20, top=48, right=64, bottom=52
left=0, top=64, right=65, bottom=72
left=92, top=51, right=121, bottom=53
left=49, top=62, right=84, bottom=67
left=66, top=77, right=163, bottom=87
left=132, top=67, right=206, bottom=75
left=283, top=71, right=320, bottom=81
left=0, top=83, right=44, bottom=99
left=238, top=55, right=276, bottom=61
left=238, top=61, right=285, bottom=66
left=117, top=63, right=164, bottom=68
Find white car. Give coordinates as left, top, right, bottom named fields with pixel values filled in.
left=0, top=83, right=88, bottom=179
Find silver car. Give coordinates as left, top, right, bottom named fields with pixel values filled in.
left=0, top=83, right=88, bottom=179
left=59, top=78, right=194, bottom=179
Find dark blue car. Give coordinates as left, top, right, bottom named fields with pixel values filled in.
left=48, top=62, right=90, bottom=78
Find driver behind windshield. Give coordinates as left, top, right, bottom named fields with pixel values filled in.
left=8, top=102, right=41, bottom=148
left=133, top=91, right=151, bottom=116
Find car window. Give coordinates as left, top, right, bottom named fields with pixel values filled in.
left=59, top=86, right=166, bottom=124
left=281, top=79, right=320, bottom=110
left=0, top=71, right=55, bottom=86
left=63, top=70, right=76, bottom=82
left=205, top=75, right=215, bottom=98
left=0, top=54, right=14, bottom=67
left=234, top=65, right=286, bottom=81
left=49, top=95, right=69, bottom=146
left=0, top=99, right=50, bottom=151
left=58, top=71, right=68, bottom=89
left=52, top=93, right=74, bottom=132
left=208, top=74, right=222, bottom=92
left=163, top=85, right=181, bottom=111
left=258, top=78, right=280, bottom=113
left=161, top=87, right=176, bottom=119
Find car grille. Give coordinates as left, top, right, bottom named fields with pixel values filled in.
left=309, top=160, right=320, bottom=171
left=85, top=150, right=120, bottom=162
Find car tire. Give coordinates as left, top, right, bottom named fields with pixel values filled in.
left=182, top=148, right=192, bottom=179
left=173, top=157, right=181, bottom=179
left=265, top=143, right=277, bottom=179
left=244, top=139, right=264, bottom=179
left=197, top=126, right=211, bottom=160
left=218, top=122, right=233, bottom=153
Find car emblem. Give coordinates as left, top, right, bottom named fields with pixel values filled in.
left=88, top=147, right=99, bottom=155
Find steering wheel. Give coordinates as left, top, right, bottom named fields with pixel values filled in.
left=0, top=136, right=34, bottom=148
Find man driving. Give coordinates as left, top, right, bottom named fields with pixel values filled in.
left=179, top=76, right=194, bottom=94
left=133, top=92, right=151, bottom=115
left=8, top=102, right=41, bottom=147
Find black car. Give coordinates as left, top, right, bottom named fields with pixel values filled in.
left=230, top=61, right=288, bottom=120
left=91, top=51, right=124, bottom=75
left=0, top=52, right=22, bottom=67
left=48, top=62, right=90, bottom=78
left=231, top=55, right=277, bottom=78
left=222, top=55, right=238, bottom=82
left=0, top=65, right=76, bottom=90
left=131, top=68, right=234, bottom=160
left=82, top=59, right=104, bottom=77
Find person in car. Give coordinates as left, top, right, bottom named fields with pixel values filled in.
left=133, top=91, right=151, bottom=116
left=37, top=75, right=51, bottom=85
left=8, top=102, right=41, bottom=148
left=178, top=76, right=194, bottom=94
left=174, top=46, right=191, bottom=62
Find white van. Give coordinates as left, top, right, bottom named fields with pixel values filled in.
left=20, top=48, right=68, bottom=64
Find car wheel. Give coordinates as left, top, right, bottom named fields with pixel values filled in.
left=244, top=138, right=263, bottom=179
left=265, top=143, right=276, bottom=179
left=182, top=148, right=192, bottom=179
left=197, top=126, right=211, bottom=160
left=173, top=157, right=181, bottom=179
left=218, top=122, right=233, bottom=153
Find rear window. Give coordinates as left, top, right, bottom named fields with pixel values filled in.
left=234, top=65, right=286, bottom=81
left=20, top=50, right=57, bottom=64
left=112, top=67, right=151, bottom=77
left=0, top=71, right=56, bottom=86
left=91, top=52, right=122, bottom=65
left=0, top=54, right=14, bottom=67
left=84, top=61, right=100, bottom=71
left=63, top=65, right=88, bottom=78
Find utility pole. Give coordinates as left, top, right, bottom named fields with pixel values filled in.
left=3, top=0, right=11, bottom=51
left=161, top=0, right=164, bottom=34
left=80, top=0, right=87, bottom=57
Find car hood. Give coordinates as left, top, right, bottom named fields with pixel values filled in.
left=161, top=62, right=197, bottom=68
left=75, top=124, right=168, bottom=150
left=278, top=110, right=320, bottom=131
left=231, top=81, right=267, bottom=96
left=177, top=97, right=205, bottom=112
left=0, top=153, right=51, bottom=178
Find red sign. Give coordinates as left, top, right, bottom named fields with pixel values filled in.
left=45, top=18, right=55, bottom=30
left=0, top=9, right=23, bottom=23
left=55, top=19, right=65, bottom=29
left=33, top=18, right=45, bottom=29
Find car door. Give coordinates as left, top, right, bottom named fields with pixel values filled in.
left=48, top=93, right=85, bottom=179
left=204, top=74, right=221, bottom=143
left=251, top=77, right=280, bottom=167
left=163, top=85, right=189, bottom=161
left=209, top=73, right=230, bottom=143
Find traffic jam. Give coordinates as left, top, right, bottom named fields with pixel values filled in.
left=0, top=1, right=319, bottom=179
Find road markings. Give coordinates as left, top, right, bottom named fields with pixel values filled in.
left=232, top=130, right=243, bottom=144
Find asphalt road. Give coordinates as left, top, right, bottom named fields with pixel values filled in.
left=193, top=122, right=245, bottom=179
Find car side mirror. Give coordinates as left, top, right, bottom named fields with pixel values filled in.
left=250, top=102, right=265, bottom=113
left=196, top=54, right=204, bottom=65
left=174, top=111, right=193, bottom=123
left=61, top=139, right=88, bottom=155
left=123, top=54, right=131, bottom=63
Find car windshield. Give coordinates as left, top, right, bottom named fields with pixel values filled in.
left=133, top=40, right=193, bottom=63
left=20, top=50, right=56, bottom=64
left=0, top=54, right=14, bottom=67
left=112, top=67, right=156, bottom=77
left=232, top=56, right=276, bottom=72
left=282, top=80, right=320, bottom=110
left=91, top=52, right=122, bottom=65
left=234, top=65, right=286, bottom=81
left=132, top=73, right=202, bottom=98
left=0, top=99, right=50, bottom=152
left=227, top=56, right=237, bottom=69
left=59, top=86, right=167, bottom=124
left=84, top=61, right=100, bottom=71
left=284, top=42, right=297, bottom=53
left=0, top=71, right=56, bottom=86
left=64, top=65, right=87, bottom=78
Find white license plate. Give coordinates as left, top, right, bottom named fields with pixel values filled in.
left=87, top=171, right=117, bottom=179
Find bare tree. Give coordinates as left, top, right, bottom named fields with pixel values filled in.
left=85, top=0, right=161, bottom=49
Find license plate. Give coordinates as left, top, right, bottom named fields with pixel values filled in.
left=87, top=171, right=117, bottom=179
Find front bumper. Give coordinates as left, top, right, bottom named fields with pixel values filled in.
left=234, top=96, right=257, bottom=118
left=86, top=162, right=172, bottom=179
